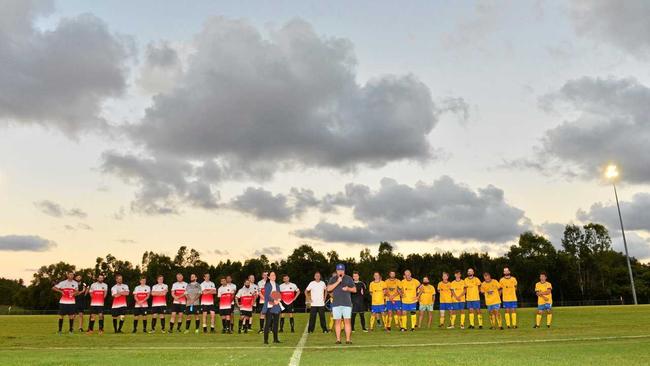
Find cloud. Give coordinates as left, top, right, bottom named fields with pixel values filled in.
left=569, top=0, right=650, bottom=58
left=253, top=246, right=283, bottom=257
left=0, top=0, right=132, bottom=136
left=228, top=187, right=319, bottom=222
left=116, top=239, right=135, bottom=244
left=441, top=0, right=506, bottom=50
left=34, top=200, right=87, bottom=218
left=577, top=193, right=650, bottom=232
left=296, top=176, right=531, bottom=244
left=63, top=223, right=93, bottom=231
left=611, top=231, right=650, bottom=260
left=212, top=249, right=229, bottom=256
left=136, top=41, right=183, bottom=94
left=0, top=234, right=56, bottom=251
left=537, top=222, right=567, bottom=249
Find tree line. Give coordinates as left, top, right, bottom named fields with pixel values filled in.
left=2, top=223, right=649, bottom=310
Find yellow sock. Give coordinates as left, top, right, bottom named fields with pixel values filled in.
left=489, top=314, right=495, bottom=326
left=439, top=314, right=445, bottom=326
left=387, top=314, right=392, bottom=327
left=469, top=313, right=475, bottom=326
left=512, top=313, right=517, bottom=326
left=381, top=314, right=387, bottom=326
left=496, top=313, right=502, bottom=327
left=369, top=314, right=376, bottom=330
left=450, top=314, right=456, bottom=326
left=477, top=313, right=483, bottom=326
left=547, top=314, right=553, bottom=326
left=504, top=313, right=511, bottom=327
left=399, top=315, right=406, bottom=328
left=328, top=317, right=334, bottom=330
left=394, top=315, right=400, bottom=327
left=410, top=314, right=417, bottom=329
left=460, top=313, right=466, bottom=326
left=536, top=314, right=542, bottom=326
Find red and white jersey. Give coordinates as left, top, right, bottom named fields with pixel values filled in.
left=171, top=281, right=187, bottom=304
left=56, top=280, right=79, bottom=304
left=200, top=281, right=216, bottom=305
left=280, top=282, right=298, bottom=303
left=218, top=286, right=235, bottom=310
left=151, top=283, right=168, bottom=307
left=133, top=285, right=151, bottom=308
left=89, top=282, right=108, bottom=306
left=111, top=284, right=129, bottom=308
left=226, top=283, right=237, bottom=295
left=236, top=286, right=256, bottom=312
left=257, top=279, right=267, bottom=304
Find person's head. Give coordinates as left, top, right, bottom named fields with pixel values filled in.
left=404, top=269, right=412, bottom=280
left=97, top=274, right=105, bottom=283
left=388, top=270, right=396, bottom=279
left=262, top=271, right=268, bottom=280
left=244, top=279, right=250, bottom=287
left=190, top=273, right=197, bottom=282
left=540, top=271, right=547, bottom=282
left=282, top=274, right=289, bottom=283
left=74, top=274, right=82, bottom=282
left=454, top=270, right=462, bottom=280
left=176, top=273, right=183, bottom=282
left=467, top=268, right=475, bottom=277
left=203, top=273, right=210, bottom=281
left=373, top=272, right=381, bottom=281
left=335, top=263, right=345, bottom=277
left=422, top=276, right=430, bottom=285
left=503, top=267, right=511, bottom=277
left=442, top=272, right=449, bottom=281
left=483, top=272, right=492, bottom=281
left=248, top=274, right=255, bottom=283
left=269, top=271, right=277, bottom=282
left=352, top=271, right=360, bottom=281
left=156, top=275, right=164, bottom=284
left=220, top=277, right=227, bottom=286
left=226, top=275, right=232, bottom=283
left=139, top=276, right=146, bottom=285
left=67, top=272, right=74, bottom=280
left=314, top=272, right=321, bottom=281
left=115, top=274, right=123, bottom=284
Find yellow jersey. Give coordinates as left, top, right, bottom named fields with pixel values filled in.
left=499, top=276, right=518, bottom=302
left=418, top=284, right=436, bottom=305
left=385, top=278, right=401, bottom=301
left=400, top=278, right=420, bottom=304
left=480, top=280, right=501, bottom=306
left=437, top=281, right=452, bottom=303
left=464, top=277, right=481, bottom=301
left=368, top=280, right=387, bottom=306
left=535, top=281, right=553, bottom=305
left=450, top=279, right=466, bottom=303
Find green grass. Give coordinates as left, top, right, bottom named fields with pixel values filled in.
left=1, top=306, right=650, bottom=365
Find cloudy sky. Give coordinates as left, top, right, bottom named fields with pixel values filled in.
left=1, top=0, right=649, bottom=281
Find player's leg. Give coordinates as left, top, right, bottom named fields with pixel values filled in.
left=359, top=311, right=367, bottom=331
left=98, top=311, right=105, bottom=333
left=132, top=310, right=139, bottom=333
left=210, top=310, right=216, bottom=332
left=496, top=306, right=503, bottom=329
left=449, top=307, right=456, bottom=328
left=512, top=308, right=518, bottom=328
left=202, top=310, right=208, bottom=333
left=77, top=310, right=84, bottom=332
left=535, top=307, right=543, bottom=328
left=289, top=311, right=295, bottom=332
left=427, top=308, right=433, bottom=328
left=460, top=307, right=466, bottom=329
left=169, top=309, right=176, bottom=332
left=468, top=307, right=475, bottom=328
left=546, top=307, right=553, bottom=327
left=343, top=309, right=353, bottom=343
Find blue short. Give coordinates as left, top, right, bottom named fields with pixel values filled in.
left=385, top=300, right=402, bottom=311
left=331, top=306, right=352, bottom=319
left=537, top=303, right=552, bottom=311
left=466, top=300, right=481, bottom=309
left=503, top=301, right=518, bottom=309
left=401, top=302, right=417, bottom=312
left=487, top=304, right=501, bottom=311
left=371, top=304, right=385, bottom=313
left=452, top=302, right=465, bottom=311
left=439, top=303, right=452, bottom=311
left=419, top=304, right=434, bottom=311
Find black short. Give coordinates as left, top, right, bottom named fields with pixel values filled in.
left=240, top=310, right=252, bottom=317
left=184, top=304, right=200, bottom=315
left=151, top=306, right=167, bottom=314
left=75, top=302, right=86, bottom=313
left=170, top=303, right=185, bottom=313
left=58, top=303, right=76, bottom=316
left=201, top=304, right=215, bottom=313
left=111, top=307, right=127, bottom=317
left=219, top=308, right=232, bottom=316
left=281, top=301, right=295, bottom=313
left=89, top=306, right=105, bottom=315
left=133, top=307, right=149, bottom=316
left=256, top=303, right=265, bottom=313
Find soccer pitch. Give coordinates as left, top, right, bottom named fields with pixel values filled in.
left=1, top=306, right=650, bottom=366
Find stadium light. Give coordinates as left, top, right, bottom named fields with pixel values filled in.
left=605, top=164, right=637, bottom=305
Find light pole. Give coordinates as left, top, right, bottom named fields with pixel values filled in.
left=605, top=164, right=637, bottom=305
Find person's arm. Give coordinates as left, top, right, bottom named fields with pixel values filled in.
left=52, top=284, right=63, bottom=295
left=343, top=278, right=357, bottom=293
left=326, top=277, right=341, bottom=292
left=292, top=288, right=301, bottom=304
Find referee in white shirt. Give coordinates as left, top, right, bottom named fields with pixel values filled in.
left=305, top=272, right=328, bottom=333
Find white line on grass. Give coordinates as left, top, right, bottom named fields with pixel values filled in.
left=5, top=334, right=650, bottom=351
left=288, top=324, right=309, bottom=366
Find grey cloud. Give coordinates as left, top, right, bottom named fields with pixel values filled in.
left=440, top=97, right=471, bottom=124
left=228, top=187, right=319, bottom=222
left=538, top=222, right=568, bottom=249
left=136, top=41, right=182, bottom=94
left=212, top=249, right=229, bottom=256
left=117, top=239, right=135, bottom=244
left=0, top=234, right=56, bottom=251
left=64, top=223, right=93, bottom=231
left=0, top=0, right=132, bottom=136
left=577, top=193, right=650, bottom=232
left=611, top=231, right=650, bottom=260
left=570, top=0, right=650, bottom=58
left=296, top=176, right=531, bottom=244
left=253, top=246, right=283, bottom=257
left=34, top=200, right=87, bottom=218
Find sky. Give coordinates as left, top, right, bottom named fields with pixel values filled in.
left=1, top=0, right=649, bottom=281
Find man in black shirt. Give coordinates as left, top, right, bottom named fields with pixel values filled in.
left=351, top=271, right=367, bottom=332
left=74, top=274, right=88, bottom=332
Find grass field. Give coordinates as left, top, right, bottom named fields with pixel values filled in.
left=1, top=305, right=650, bottom=365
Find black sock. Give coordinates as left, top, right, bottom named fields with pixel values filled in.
left=260, top=318, right=265, bottom=330
left=290, top=317, right=295, bottom=331
left=143, top=320, right=147, bottom=331
left=69, top=318, right=74, bottom=331
left=133, top=319, right=138, bottom=331
left=152, top=318, right=157, bottom=330
left=89, top=320, right=95, bottom=330
left=99, top=319, right=104, bottom=330
left=195, top=319, right=200, bottom=330
left=113, top=318, right=118, bottom=331
left=177, top=321, right=182, bottom=330
left=185, top=319, right=191, bottom=330
left=280, top=318, right=285, bottom=330
left=118, top=319, right=124, bottom=331
left=222, top=319, right=226, bottom=329
left=58, top=318, right=63, bottom=331
left=238, top=319, right=242, bottom=331
left=161, top=318, right=166, bottom=330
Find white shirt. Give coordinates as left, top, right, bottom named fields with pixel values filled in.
left=306, top=280, right=327, bottom=306
left=257, top=279, right=268, bottom=304
left=200, top=281, right=216, bottom=305
left=89, top=282, right=108, bottom=306
left=111, top=284, right=129, bottom=308
left=217, top=286, right=235, bottom=309
left=279, top=282, right=299, bottom=303
left=55, top=280, right=79, bottom=304
left=227, top=282, right=237, bottom=293
left=151, top=283, right=168, bottom=307
left=133, top=285, right=151, bottom=308
left=171, top=281, right=187, bottom=304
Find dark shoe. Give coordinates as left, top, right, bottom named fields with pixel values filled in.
left=336, top=340, right=341, bottom=344
left=346, top=341, right=352, bottom=344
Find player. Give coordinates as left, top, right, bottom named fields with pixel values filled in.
left=480, top=272, right=503, bottom=330
left=132, top=276, right=151, bottom=333
left=279, top=274, right=300, bottom=333
left=417, top=276, right=436, bottom=328
left=305, top=272, right=328, bottom=333
left=400, top=270, right=420, bottom=331
left=169, top=273, right=187, bottom=333
left=449, top=270, right=466, bottom=329
left=110, top=274, right=129, bottom=333
left=236, top=279, right=256, bottom=333
left=437, top=272, right=452, bottom=328
left=368, top=272, right=387, bottom=331
left=52, top=271, right=78, bottom=334
left=74, top=274, right=88, bottom=332
left=257, top=271, right=269, bottom=333
left=218, top=277, right=235, bottom=333
left=534, top=272, right=553, bottom=328
left=87, top=273, right=108, bottom=334
left=200, top=273, right=217, bottom=333
left=150, top=275, right=168, bottom=333
left=499, top=266, right=518, bottom=328
left=225, top=275, right=237, bottom=331
left=351, top=271, right=367, bottom=332
left=384, top=270, right=402, bottom=331
left=464, top=268, right=483, bottom=329
left=184, top=274, right=202, bottom=333
left=246, top=274, right=258, bottom=331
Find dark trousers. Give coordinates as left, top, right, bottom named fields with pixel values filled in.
left=263, top=312, right=279, bottom=343
left=351, top=312, right=366, bottom=330
left=308, top=306, right=327, bottom=332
